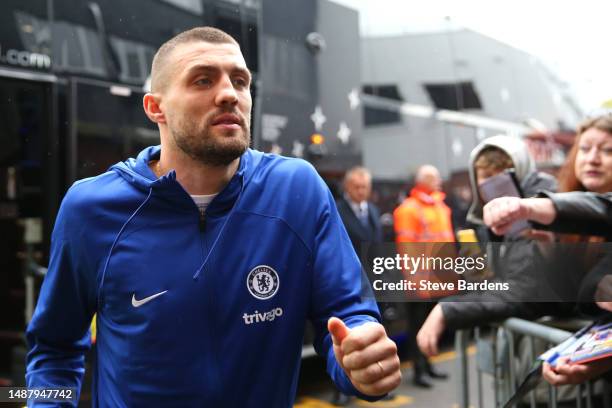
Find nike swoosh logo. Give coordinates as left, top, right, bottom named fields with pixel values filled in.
left=132, top=290, right=168, bottom=307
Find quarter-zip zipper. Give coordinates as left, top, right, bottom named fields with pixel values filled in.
left=198, top=207, right=207, bottom=231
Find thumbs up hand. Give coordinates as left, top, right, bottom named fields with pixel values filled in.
left=328, top=317, right=401, bottom=397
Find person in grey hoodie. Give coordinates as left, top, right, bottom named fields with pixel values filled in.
left=417, top=135, right=565, bottom=356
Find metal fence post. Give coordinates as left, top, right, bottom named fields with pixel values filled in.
left=456, top=329, right=470, bottom=408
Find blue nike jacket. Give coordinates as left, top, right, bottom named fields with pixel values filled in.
left=25, top=146, right=381, bottom=407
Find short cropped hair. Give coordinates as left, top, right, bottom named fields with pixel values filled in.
left=344, top=166, right=372, bottom=186
left=474, top=146, right=514, bottom=173
left=150, top=27, right=239, bottom=93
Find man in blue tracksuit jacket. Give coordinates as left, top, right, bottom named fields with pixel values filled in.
left=25, top=27, right=401, bottom=407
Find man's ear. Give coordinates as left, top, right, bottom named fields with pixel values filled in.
left=143, top=93, right=166, bottom=124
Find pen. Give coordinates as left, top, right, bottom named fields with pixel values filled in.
left=546, top=351, right=560, bottom=365
left=543, top=320, right=600, bottom=366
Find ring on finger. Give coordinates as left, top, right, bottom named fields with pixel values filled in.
left=377, top=361, right=384, bottom=374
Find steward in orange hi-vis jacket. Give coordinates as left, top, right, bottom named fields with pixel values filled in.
left=393, top=186, right=455, bottom=243
left=392, top=165, right=455, bottom=388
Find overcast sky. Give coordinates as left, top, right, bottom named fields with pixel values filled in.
left=330, top=0, right=611, bottom=112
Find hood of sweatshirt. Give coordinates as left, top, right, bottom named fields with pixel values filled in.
left=466, top=135, right=557, bottom=224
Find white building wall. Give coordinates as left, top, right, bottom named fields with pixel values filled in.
left=361, top=29, right=581, bottom=180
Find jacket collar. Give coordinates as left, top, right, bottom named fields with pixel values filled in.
left=110, top=145, right=256, bottom=216
left=409, top=185, right=445, bottom=205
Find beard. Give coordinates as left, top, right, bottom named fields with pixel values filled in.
left=169, top=109, right=251, bottom=167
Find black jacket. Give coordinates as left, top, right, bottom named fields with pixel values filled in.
left=336, top=197, right=383, bottom=252
left=537, top=192, right=612, bottom=314
left=442, top=191, right=612, bottom=329
left=440, top=171, right=569, bottom=330
left=536, top=191, right=612, bottom=239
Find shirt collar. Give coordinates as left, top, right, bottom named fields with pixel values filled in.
left=345, top=194, right=368, bottom=214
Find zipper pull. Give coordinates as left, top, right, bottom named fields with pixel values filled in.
left=198, top=208, right=206, bottom=231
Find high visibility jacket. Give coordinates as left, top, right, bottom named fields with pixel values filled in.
left=393, top=186, right=455, bottom=243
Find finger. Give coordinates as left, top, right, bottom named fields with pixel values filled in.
left=542, top=363, right=567, bottom=386
left=341, top=322, right=385, bottom=355
left=507, top=198, right=522, bottom=219
left=352, top=368, right=402, bottom=397
left=542, top=363, right=554, bottom=383
left=416, top=331, right=428, bottom=356
left=328, top=317, right=351, bottom=346
left=553, top=364, right=572, bottom=375
left=349, top=354, right=400, bottom=384
left=484, top=201, right=504, bottom=227
left=419, top=329, right=438, bottom=356
left=417, top=327, right=438, bottom=357
left=428, top=333, right=439, bottom=356
left=483, top=203, right=494, bottom=226
left=597, top=302, right=612, bottom=312
left=491, top=222, right=511, bottom=236
left=342, top=337, right=397, bottom=370
left=556, top=363, right=589, bottom=376
left=498, top=197, right=524, bottom=221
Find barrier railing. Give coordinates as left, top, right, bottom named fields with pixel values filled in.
left=456, top=318, right=612, bottom=408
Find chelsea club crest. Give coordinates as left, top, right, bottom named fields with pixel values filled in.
left=247, top=265, right=279, bottom=300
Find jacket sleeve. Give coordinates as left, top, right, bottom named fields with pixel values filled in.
left=531, top=192, right=612, bottom=314
left=25, top=189, right=98, bottom=407
left=534, top=192, right=612, bottom=315
left=308, top=187, right=383, bottom=401
left=440, top=299, right=574, bottom=330
left=440, top=268, right=535, bottom=330
left=534, top=191, right=612, bottom=236
left=441, top=299, right=530, bottom=330
left=440, top=240, right=568, bottom=329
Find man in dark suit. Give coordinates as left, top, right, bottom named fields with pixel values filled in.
left=336, top=166, right=383, bottom=252
left=332, top=166, right=384, bottom=406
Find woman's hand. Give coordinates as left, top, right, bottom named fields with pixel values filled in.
left=543, top=357, right=612, bottom=386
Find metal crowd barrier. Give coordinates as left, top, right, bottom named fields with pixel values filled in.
left=456, top=318, right=612, bottom=408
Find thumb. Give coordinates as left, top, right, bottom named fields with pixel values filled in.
left=328, top=317, right=351, bottom=346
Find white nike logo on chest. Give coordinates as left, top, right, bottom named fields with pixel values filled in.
left=131, top=290, right=168, bottom=307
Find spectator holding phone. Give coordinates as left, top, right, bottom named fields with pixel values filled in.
left=484, top=113, right=611, bottom=240
left=483, top=114, right=611, bottom=239
left=482, top=115, right=612, bottom=387
left=418, top=135, right=561, bottom=356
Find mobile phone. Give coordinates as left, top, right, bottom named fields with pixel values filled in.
left=478, top=169, right=529, bottom=236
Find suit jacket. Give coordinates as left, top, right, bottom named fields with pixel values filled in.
left=336, top=197, right=383, bottom=254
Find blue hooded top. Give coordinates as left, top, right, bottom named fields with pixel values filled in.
left=25, top=146, right=381, bottom=407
